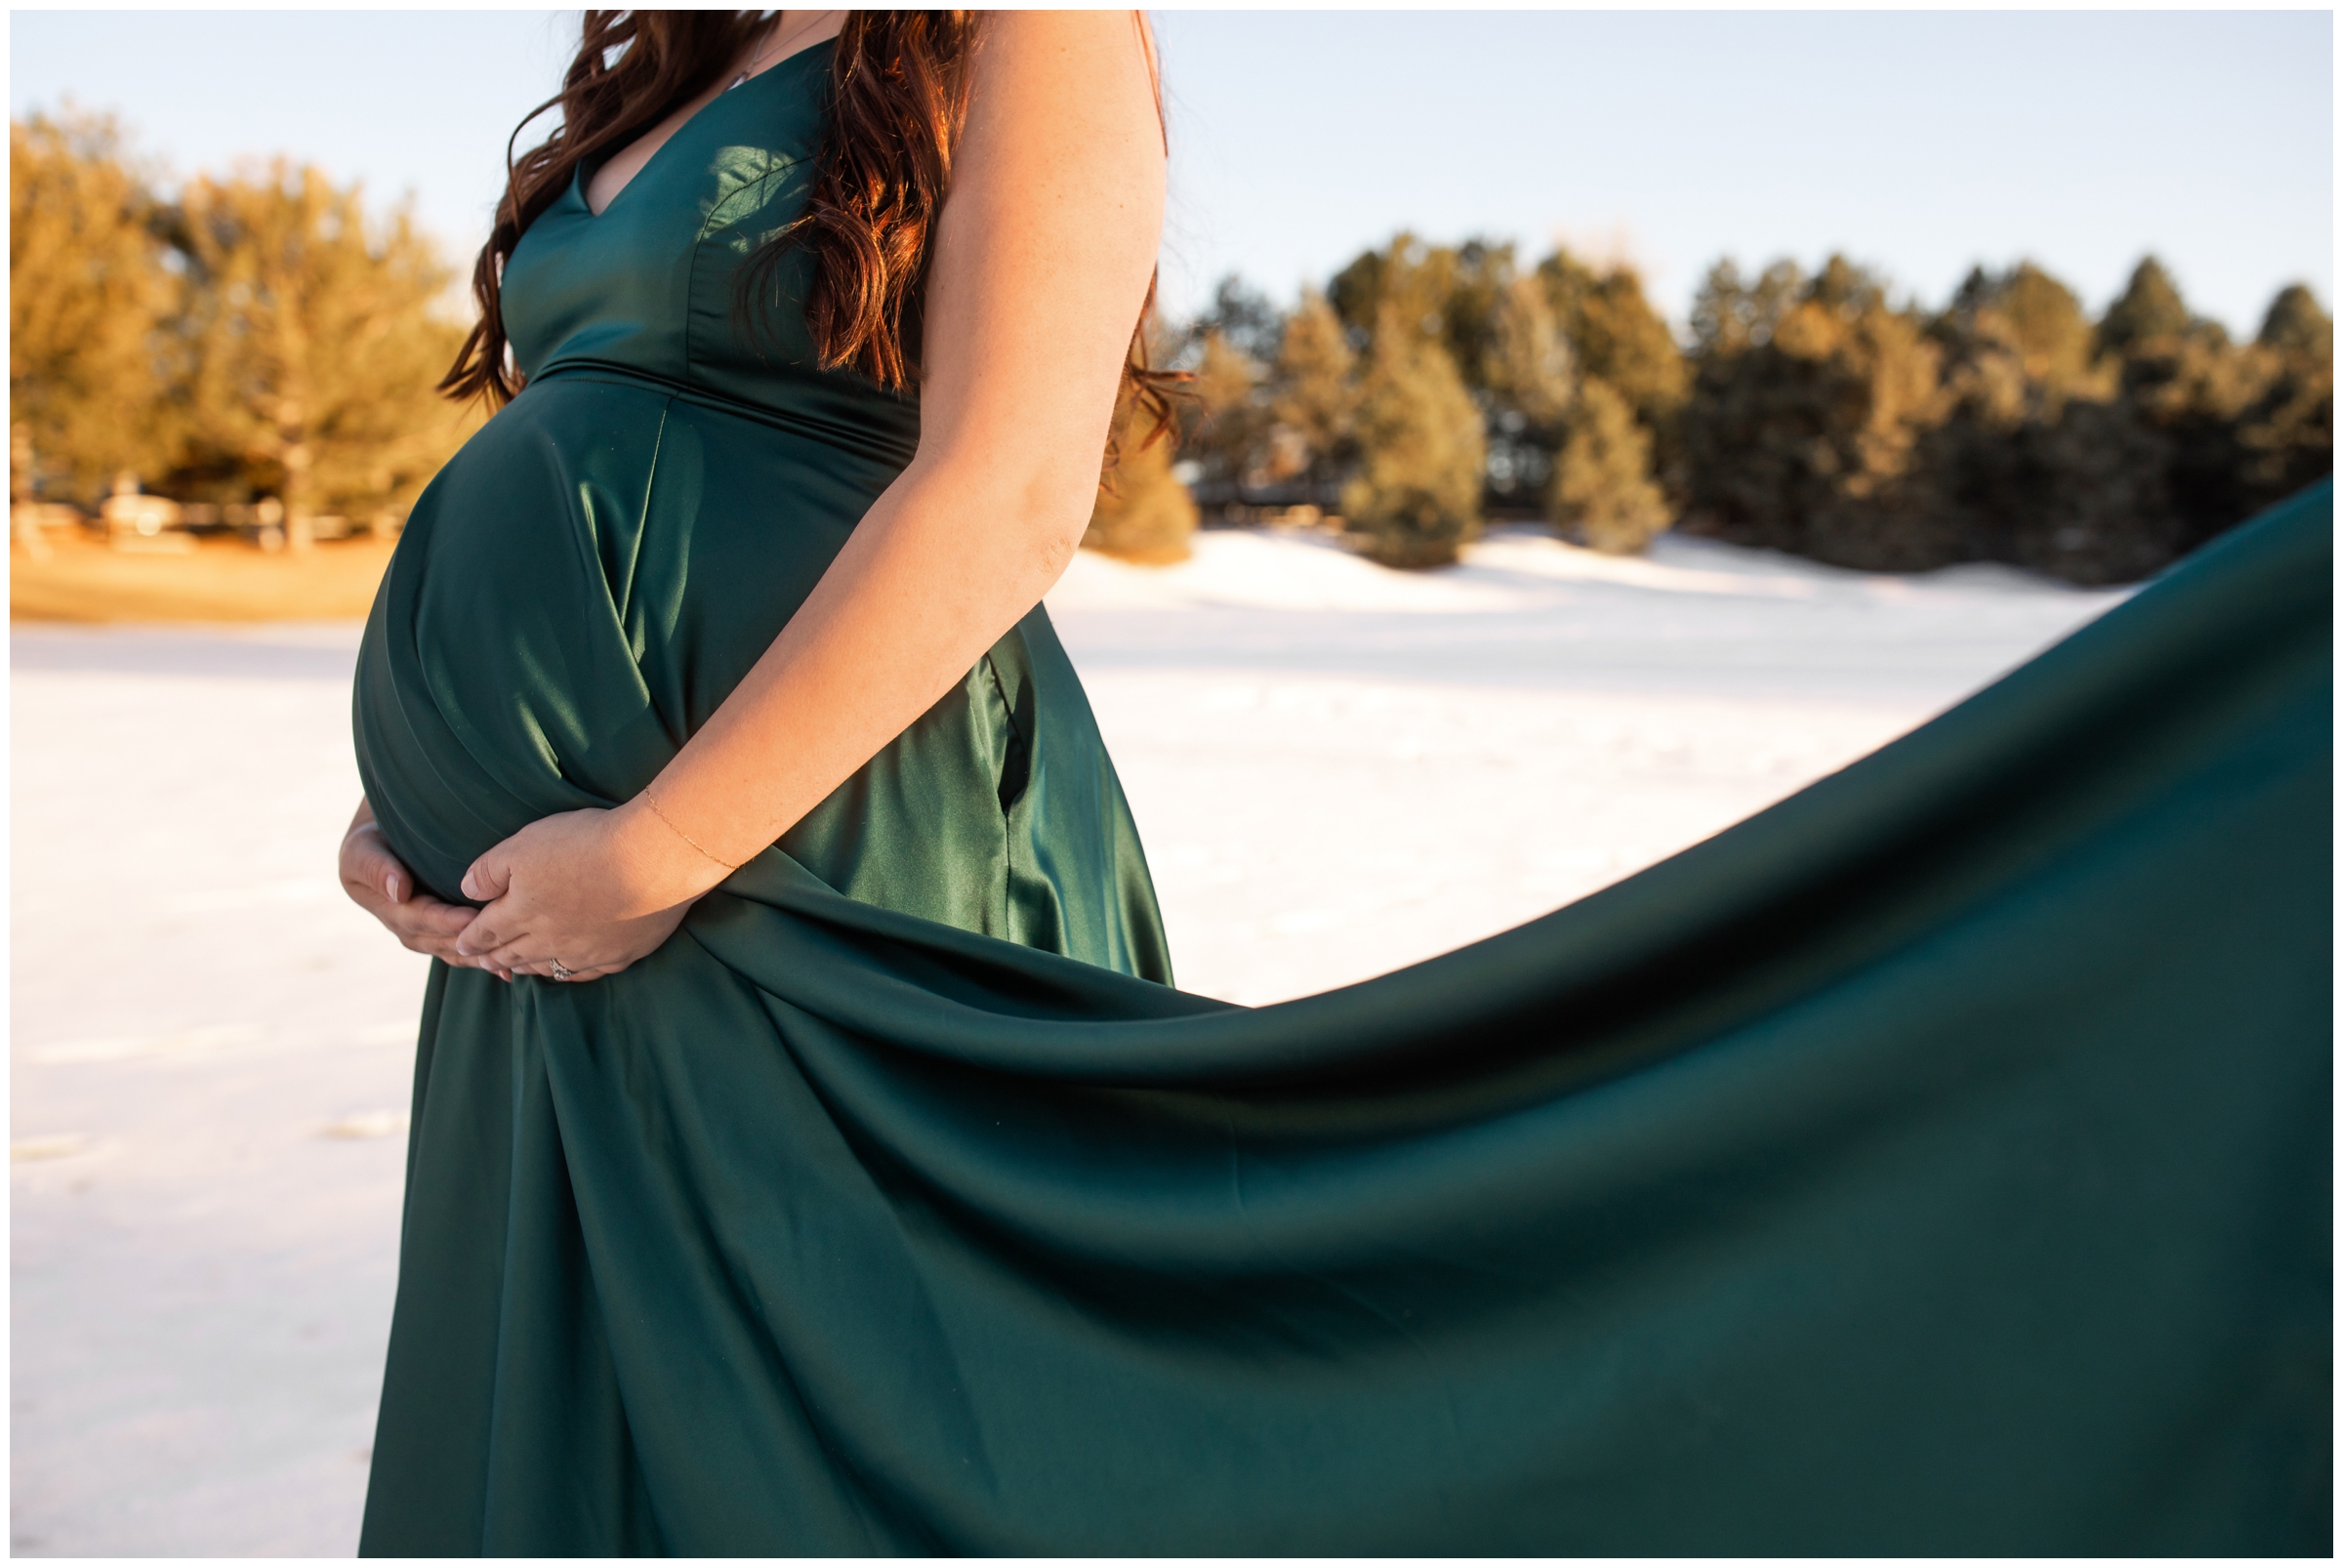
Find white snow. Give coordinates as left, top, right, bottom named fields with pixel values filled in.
left=1048, top=526, right=2128, bottom=1003
left=9, top=526, right=2128, bottom=1555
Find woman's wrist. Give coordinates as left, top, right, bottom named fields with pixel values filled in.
left=609, top=792, right=738, bottom=907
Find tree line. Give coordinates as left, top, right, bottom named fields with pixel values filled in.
left=15, top=113, right=2326, bottom=584
left=10, top=112, right=474, bottom=543
left=1100, top=235, right=2330, bottom=585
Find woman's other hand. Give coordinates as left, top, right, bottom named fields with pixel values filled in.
left=450, top=803, right=719, bottom=981
left=340, top=799, right=515, bottom=980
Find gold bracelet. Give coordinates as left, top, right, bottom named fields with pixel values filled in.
left=638, top=786, right=741, bottom=872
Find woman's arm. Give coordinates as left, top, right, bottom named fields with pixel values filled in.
left=453, top=12, right=1168, bottom=977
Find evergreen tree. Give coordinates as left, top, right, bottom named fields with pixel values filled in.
left=1340, top=302, right=1485, bottom=569
left=173, top=161, right=470, bottom=542
left=1805, top=254, right=1886, bottom=314
left=1689, top=257, right=1806, bottom=356
left=2138, top=336, right=2333, bottom=553
left=1680, top=255, right=1954, bottom=569
left=1940, top=260, right=2109, bottom=393
left=1483, top=271, right=1574, bottom=425
left=1538, top=251, right=1691, bottom=441
left=1481, top=272, right=1573, bottom=503
left=1429, top=238, right=1517, bottom=395
left=1267, top=289, right=1359, bottom=490
left=2004, top=395, right=2182, bottom=583
left=1329, top=233, right=1515, bottom=397
left=2225, top=283, right=2332, bottom=532
left=1328, top=233, right=1453, bottom=352
left=2256, top=284, right=2332, bottom=359
left=9, top=114, right=180, bottom=504
left=2097, top=262, right=2274, bottom=550
left=1191, top=274, right=1285, bottom=365
left=2096, top=256, right=2193, bottom=358
left=1549, top=379, right=1668, bottom=555
left=1178, top=328, right=1267, bottom=493
left=1919, top=260, right=2118, bottom=567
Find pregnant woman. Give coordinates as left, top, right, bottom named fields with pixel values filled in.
left=341, top=10, right=1180, bottom=1550
left=339, top=7, right=2328, bottom=1556
left=345, top=9, right=1171, bottom=990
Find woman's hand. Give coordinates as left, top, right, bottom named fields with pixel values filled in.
left=340, top=799, right=515, bottom=980
left=450, top=802, right=725, bottom=981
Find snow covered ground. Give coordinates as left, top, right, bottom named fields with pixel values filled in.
left=10, top=525, right=2127, bottom=1555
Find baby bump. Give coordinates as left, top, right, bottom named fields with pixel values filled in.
left=350, top=373, right=1034, bottom=926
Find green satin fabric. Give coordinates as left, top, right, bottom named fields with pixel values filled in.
left=355, top=41, right=1169, bottom=979
left=351, top=45, right=2330, bottom=1556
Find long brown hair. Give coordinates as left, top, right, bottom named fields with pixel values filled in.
left=442, top=10, right=1178, bottom=446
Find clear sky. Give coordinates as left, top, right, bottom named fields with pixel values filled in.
left=11, top=9, right=2333, bottom=334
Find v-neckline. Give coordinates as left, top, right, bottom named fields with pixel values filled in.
left=579, top=38, right=832, bottom=222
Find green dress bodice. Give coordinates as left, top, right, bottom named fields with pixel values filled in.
left=355, top=40, right=1170, bottom=979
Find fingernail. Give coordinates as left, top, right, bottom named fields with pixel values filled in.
left=386, top=874, right=403, bottom=903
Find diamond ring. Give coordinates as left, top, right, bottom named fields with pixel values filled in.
left=550, top=961, right=575, bottom=981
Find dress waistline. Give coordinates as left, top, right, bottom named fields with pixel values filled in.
left=524, top=358, right=921, bottom=471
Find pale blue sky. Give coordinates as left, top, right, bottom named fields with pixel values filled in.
left=11, top=9, right=2333, bottom=333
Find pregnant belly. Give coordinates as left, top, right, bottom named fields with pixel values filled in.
left=353, top=373, right=904, bottom=903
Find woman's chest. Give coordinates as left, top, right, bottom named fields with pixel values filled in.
left=499, top=59, right=831, bottom=388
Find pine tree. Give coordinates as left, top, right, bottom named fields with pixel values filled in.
left=1680, top=256, right=1953, bottom=569
left=1426, top=239, right=1517, bottom=397
left=1919, top=260, right=2121, bottom=566
left=2096, top=257, right=2193, bottom=359
left=2227, top=284, right=2332, bottom=529
left=2005, top=395, right=2182, bottom=584
left=1178, top=329, right=1265, bottom=492
left=1980, top=262, right=2097, bottom=391
left=1549, top=379, right=1668, bottom=555
left=1191, top=274, right=1285, bottom=365
left=1480, top=272, right=1573, bottom=504
left=173, top=161, right=471, bottom=543
left=1340, top=302, right=1485, bottom=569
left=1172, top=276, right=1281, bottom=501
left=1538, top=249, right=1690, bottom=512
left=2257, top=284, right=2332, bottom=359
left=1328, top=233, right=1457, bottom=356
left=9, top=114, right=181, bottom=505
left=1267, top=289, right=1358, bottom=490
left=1688, top=258, right=1805, bottom=357
left=1483, top=273, right=1574, bottom=430
left=1539, top=250, right=1691, bottom=433
left=2096, top=261, right=2279, bottom=549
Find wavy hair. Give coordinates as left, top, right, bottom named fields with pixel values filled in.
left=442, top=10, right=1180, bottom=449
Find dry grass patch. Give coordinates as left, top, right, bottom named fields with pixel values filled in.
left=11, top=533, right=396, bottom=623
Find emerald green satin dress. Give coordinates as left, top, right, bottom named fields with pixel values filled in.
left=357, top=44, right=1169, bottom=980
left=353, top=44, right=2329, bottom=1555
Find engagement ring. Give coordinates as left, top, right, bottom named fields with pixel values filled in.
left=550, top=962, right=575, bottom=981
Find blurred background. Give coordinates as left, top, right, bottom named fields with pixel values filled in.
left=9, top=8, right=2333, bottom=1556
